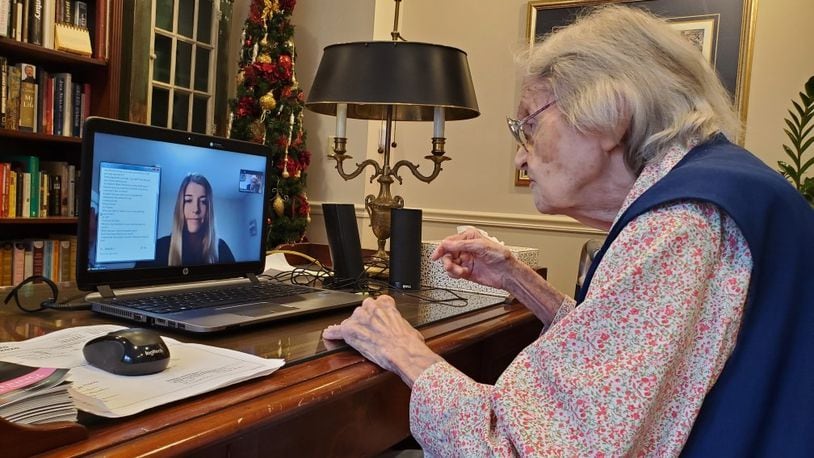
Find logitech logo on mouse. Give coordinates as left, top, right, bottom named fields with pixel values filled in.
left=144, top=348, right=166, bottom=357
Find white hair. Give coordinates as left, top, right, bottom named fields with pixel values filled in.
left=520, top=5, right=741, bottom=173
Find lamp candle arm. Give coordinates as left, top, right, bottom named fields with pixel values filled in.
left=391, top=137, right=449, bottom=184
left=329, top=137, right=383, bottom=181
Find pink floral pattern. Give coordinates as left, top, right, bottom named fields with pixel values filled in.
left=410, top=142, right=753, bottom=457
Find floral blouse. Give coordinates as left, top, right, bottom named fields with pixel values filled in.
left=409, top=142, right=753, bottom=457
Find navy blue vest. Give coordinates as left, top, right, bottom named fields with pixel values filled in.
left=576, top=135, right=814, bottom=456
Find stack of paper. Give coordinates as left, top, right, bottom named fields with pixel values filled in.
left=0, top=325, right=285, bottom=418
left=0, top=362, right=77, bottom=424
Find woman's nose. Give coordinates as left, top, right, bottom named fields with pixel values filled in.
left=514, top=145, right=527, bottom=170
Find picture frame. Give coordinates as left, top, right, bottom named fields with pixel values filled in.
left=515, top=0, right=757, bottom=186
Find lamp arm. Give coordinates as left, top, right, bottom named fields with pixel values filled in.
left=330, top=154, right=382, bottom=182
left=391, top=155, right=450, bottom=184
left=329, top=137, right=383, bottom=181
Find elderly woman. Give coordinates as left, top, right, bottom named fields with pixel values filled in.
left=323, top=5, right=813, bottom=456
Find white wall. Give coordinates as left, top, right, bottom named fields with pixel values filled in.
left=287, top=0, right=814, bottom=294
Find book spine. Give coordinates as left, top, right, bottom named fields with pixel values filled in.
left=29, top=163, right=39, bottom=218
left=0, top=162, right=7, bottom=217
left=21, top=172, right=30, bottom=217
left=0, top=57, right=6, bottom=129
left=16, top=64, right=38, bottom=132
left=31, top=239, right=44, bottom=278
left=67, top=164, right=75, bottom=216
left=6, top=65, right=20, bottom=130
left=23, top=240, right=32, bottom=277
left=8, top=166, right=16, bottom=217
left=62, top=0, right=70, bottom=24
left=0, top=242, right=11, bottom=286
left=49, top=174, right=61, bottom=216
left=12, top=241, right=25, bottom=285
left=58, top=239, right=70, bottom=282
left=0, top=0, right=10, bottom=38
left=72, top=81, right=81, bottom=136
left=41, top=238, right=50, bottom=278
left=42, top=72, right=52, bottom=135
left=20, top=0, right=26, bottom=42
left=68, top=234, right=76, bottom=280
left=80, top=82, right=90, bottom=136
left=26, top=0, right=40, bottom=45
left=61, top=73, right=71, bottom=136
left=38, top=170, right=47, bottom=217
left=73, top=1, right=86, bottom=27
left=14, top=170, right=22, bottom=216
left=40, top=0, right=52, bottom=48
left=53, top=74, right=65, bottom=136
left=13, top=0, right=22, bottom=41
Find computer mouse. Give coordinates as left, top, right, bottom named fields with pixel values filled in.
left=82, top=328, right=171, bottom=376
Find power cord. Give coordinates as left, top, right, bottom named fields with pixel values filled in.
left=3, top=275, right=91, bottom=313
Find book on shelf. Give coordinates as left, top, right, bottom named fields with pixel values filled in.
left=16, top=63, right=37, bottom=132
left=0, top=241, right=12, bottom=286
left=26, top=0, right=42, bottom=46
left=12, top=1, right=22, bottom=42
left=6, top=64, right=20, bottom=130
left=0, top=361, right=77, bottom=425
left=0, top=57, right=7, bottom=128
left=0, top=1, right=11, bottom=39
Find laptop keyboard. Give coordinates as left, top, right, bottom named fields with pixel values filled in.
left=109, top=282, right=319, bottom=314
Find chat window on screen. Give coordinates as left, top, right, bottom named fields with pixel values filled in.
left=96, top=162, right=161, bottom=264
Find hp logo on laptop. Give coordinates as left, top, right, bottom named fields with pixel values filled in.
left=182, top=268, right=189, bottom=275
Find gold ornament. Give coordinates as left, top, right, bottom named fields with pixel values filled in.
left=294, top=168, right=301, bottom=178
left=260, top=33, right=269, bottom=47
left=257, top=53, right=272, bottom=64
left=282, top=158, right=290, bottom=178
left=273, top=190, right=285, bottom=217
left=259, top=92, right=277, bottom=111
left=249, top=120, right=265, bottom=143
left=236, top=71, right=245, bottom=86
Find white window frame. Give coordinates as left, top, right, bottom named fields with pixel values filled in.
left=147, top=0, right=220, bottom=134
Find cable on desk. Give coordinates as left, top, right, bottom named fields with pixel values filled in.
left=3, top=275, right=91, bottom=313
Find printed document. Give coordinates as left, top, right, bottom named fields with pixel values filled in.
left=0, top=325, right=285, bottom=417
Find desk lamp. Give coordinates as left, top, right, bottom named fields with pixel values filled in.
left=305, top=0, right=479, bottom=260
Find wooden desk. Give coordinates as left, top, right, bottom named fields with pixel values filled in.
left=1, top=285, right=542, bottom=457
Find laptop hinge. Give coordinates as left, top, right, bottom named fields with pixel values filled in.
left=246, top=273, right=259, bottom=284
left=97, top=285, right=116, bottom=299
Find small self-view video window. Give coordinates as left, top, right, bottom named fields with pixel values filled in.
left=239, top=170, right=264, bottom=194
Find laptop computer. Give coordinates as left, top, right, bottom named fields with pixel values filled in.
left=76, top=117, right=362, bottom=333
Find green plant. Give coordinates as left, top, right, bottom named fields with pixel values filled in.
left=778, top=75, right=814, bottom=204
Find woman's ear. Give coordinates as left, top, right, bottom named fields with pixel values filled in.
left=598, top=113, right=631, bottom=154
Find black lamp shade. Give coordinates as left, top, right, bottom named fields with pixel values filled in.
left=306, top=41, right=479, bottom=121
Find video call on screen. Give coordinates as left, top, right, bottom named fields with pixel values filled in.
left=88, top=133, right=267, bottom=271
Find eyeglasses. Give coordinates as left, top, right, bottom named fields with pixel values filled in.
left=506, top=100, right=556, bottom=151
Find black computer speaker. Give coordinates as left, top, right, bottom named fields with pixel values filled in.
left=322, top=203, right=365, bottom=287
left=389, top=208, right=422, bottom=290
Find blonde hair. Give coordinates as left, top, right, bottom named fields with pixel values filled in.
left=521, top=5, right=741, bottom=173
left=169, top=174, right=218, bottom=265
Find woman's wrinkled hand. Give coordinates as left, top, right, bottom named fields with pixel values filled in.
left=430, top=228, right=517, bottom=289
left=323, top=295, right=442, bottom=387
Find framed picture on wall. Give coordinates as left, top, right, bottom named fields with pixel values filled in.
left=515, top=0, right=757, bottom=186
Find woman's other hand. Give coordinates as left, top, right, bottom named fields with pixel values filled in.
left=323, top=295, right=443, bottom=387
left=430, top=228, right=518, bottom=289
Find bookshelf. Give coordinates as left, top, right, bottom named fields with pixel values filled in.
left=0, top=1, right=122, bottom=287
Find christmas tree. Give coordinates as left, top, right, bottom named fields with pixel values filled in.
left=229, top=0, right=311, bottom=249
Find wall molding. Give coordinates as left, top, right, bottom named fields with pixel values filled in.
left=309, top=201, right=606, bottom=236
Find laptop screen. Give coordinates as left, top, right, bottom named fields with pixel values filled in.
left=77, top=118, right=272, bottom=291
